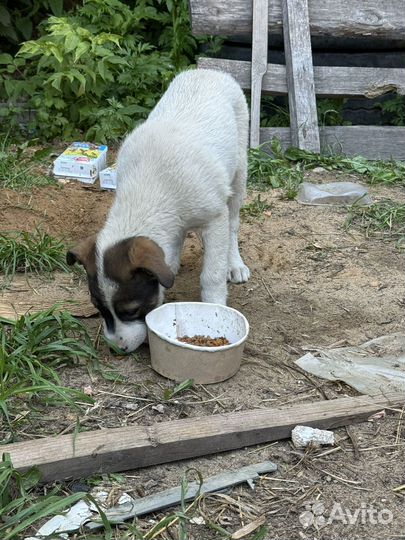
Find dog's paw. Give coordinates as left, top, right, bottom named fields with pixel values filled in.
left=227, top=262, right=250, bottom=283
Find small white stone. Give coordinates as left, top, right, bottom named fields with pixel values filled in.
left=152, top=404, right=165, bottom=414
left=291, top=425, right=335, bottom=448
left=190, top=516, right=205, bottom=525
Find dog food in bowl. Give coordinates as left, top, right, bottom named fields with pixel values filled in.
left=145, top=302, right=249, bottom=384
left=178, top=335, right=230, bottom=347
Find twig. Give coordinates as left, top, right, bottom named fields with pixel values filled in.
left=395, top=404, right=405, bottom=445
left=345, top=425, right=360, bottom=459
left=198, top=385, right=227, bottom=408
left=259, top=276, right=279, bottom=304
left=320, top=469, right=361, bottom=486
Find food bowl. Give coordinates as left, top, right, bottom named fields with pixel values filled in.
left=145, top=302, right=249, bottom=384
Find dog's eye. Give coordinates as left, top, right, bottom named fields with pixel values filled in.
left=116, top=307, right=141, bottom=322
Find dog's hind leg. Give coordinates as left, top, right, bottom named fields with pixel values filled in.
left=227, top=99, right=250, bottom=284
left=201, top=210, right=229, bottom=305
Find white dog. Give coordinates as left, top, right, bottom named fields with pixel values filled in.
left=67, top=69, right=250, bottom=352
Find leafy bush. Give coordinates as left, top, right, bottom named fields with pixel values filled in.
left=0, top=0, right=202, bottom=142
left=0, top=0, right=66, bottom=50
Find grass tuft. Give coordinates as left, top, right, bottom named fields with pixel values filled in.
left=345, top=200, right=405, bottom=239
left=0, top=454, right=88, bottom=540
left=248, top=139, right=405, bottom=197
left=0, top=135, right=54, bottom=191
left=0, top=229, right=69, bottom=278
left=0, top=306, right=97, bottom=425
left=241, top=194, right=272, bottom=221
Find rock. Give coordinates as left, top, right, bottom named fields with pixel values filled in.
left=291, top=425, right=335, bottom=448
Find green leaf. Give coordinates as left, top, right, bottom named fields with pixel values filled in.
left=0, top=53, right=13, bottom=64
left=47, top=0, right=64, bottom=16
left=48, top=72, right=63, bottom=91
left=74, top=42, right=89, bottom=63
left=0, top=5, right=11, bottom=26
left=65, top=33, right=80, bottom=53
left=15, top=17, right=33, bottom=41
left=164, top=379, right=194, bottom=400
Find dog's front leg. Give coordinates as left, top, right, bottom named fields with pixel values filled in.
left=200, top=211, right=229, bottom=305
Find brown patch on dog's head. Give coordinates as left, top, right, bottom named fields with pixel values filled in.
left=103, top=236, right=174, bottom=289
left=66, top=235, right=97, bottom=275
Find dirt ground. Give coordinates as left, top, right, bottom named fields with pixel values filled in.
left=0, top=170, right=404, bottom=540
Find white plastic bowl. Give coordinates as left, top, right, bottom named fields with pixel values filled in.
left=145, top=302, right=249, bottom=384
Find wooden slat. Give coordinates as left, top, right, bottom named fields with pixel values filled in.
left=197, top=58, right=405, bottom=98
left=0, top=273, right=98, bottom=319
left=250, top=0, right=268, bottom=148
left=260, top=126, right=405, bottom=160
left=4, top=391, right=403, bottom=482
left=282, top=0, right=320, bottom=152
left=189, top=0, right=405, bottom=46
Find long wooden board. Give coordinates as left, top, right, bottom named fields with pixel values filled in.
left=4, top=392, right=403, bottom=482
left=197, top=58, right=405, bottom=98
left=250, top=0, right=268, bottom=148
left=189, top=0, right=405, bottom=45
left=260, top=125, right=405, bottom=160
left=282, top=0, right=320, bottom=152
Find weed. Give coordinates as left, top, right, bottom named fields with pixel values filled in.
left=0, top=306, right=96, bottom=425
left=0, top=135, right=54, bottom=190
left=248, top=139, right=405, bottom=200
left=345, top=200, right=405, bottom=238
left=0, top=229, right=69, bottom=279
left=248, top=140, right=303, bottom=198
left=0, top=453, right=87, bottom=540
left=241, top=194, right=272, bottom=220
left=164, top=378, right=194, bottom=400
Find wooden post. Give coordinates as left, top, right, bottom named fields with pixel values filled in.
left=282, top=0, right=320, bottom=151
left=250, top=0, right=268, bottom=148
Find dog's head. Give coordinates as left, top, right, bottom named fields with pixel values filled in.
left=67, top=235, right=174, bottom=352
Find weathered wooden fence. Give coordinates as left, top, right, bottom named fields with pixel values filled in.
left=190, top=0, right=405, bottom=160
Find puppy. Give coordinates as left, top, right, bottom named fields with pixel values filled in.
left=67, top=69, right=250, bottom=352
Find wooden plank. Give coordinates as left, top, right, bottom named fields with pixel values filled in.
left=260, top=126, right=405, bottom=160
left=197, top=58, right=405, bottom=98
left=250, top=0, right=268, bottom=148
left=4, top=391, right=403, bottom=482
left=0, top=273, right=98, bottom=319
left=189, top=0, right=405, bottom=46
left=282, top=0, right=320, bottom=152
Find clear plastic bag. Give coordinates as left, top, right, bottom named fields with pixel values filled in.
left=296, top=181, right=372, bottom=206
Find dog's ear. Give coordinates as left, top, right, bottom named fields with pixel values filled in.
left=66, top=235, right=97, bottom=275
left=104, top=236, right=174, bottom=288
left=129, top=237, right=174, bottom=288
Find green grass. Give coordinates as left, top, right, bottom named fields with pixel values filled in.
left=345, top=200, right=405, bottom=238
left=248, top=139, right=405, bottom=197
left=0, top=306, right=97, bottom=426
left=0, top=135, right=54, bottom=190
left=0, top=229, right=69, bottom=279
left=0, top=454, right=87, bottom=540
left=241, top=194, right=272, bottom=220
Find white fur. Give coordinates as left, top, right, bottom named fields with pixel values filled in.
left=97, top=69, right=250, bottom=352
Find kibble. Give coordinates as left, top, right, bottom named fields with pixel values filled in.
left=178, top=335, right=230, bottom=347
